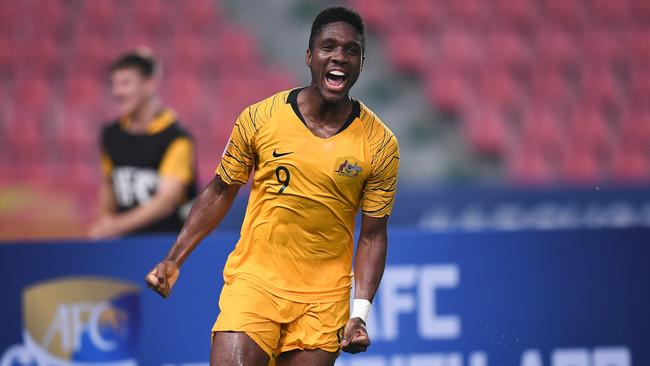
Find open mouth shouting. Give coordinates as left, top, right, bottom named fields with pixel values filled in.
left=325, top=69, right=347, bottom=92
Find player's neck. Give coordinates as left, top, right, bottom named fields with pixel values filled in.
left=300, top=86, right=352, bottom=129
left=128, top=97, right=161, bottom=132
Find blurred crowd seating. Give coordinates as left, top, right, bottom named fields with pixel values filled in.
left=0, top=0, right=294, bottom=237
left=2, top=0, right=650, bottom=238
left=351, top=0, right=650, bottom=184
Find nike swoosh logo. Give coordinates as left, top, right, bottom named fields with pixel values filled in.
left=273, top=150, right=293, bottom=158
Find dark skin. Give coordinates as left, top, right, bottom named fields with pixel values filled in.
left=146, top=21, right=388, bottom=366
left=300, top=21, right=364, bottom=138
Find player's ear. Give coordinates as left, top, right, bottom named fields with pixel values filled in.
left=306, top=48, right=312, bottom=67
left=360, top=55, right=365, bottom=73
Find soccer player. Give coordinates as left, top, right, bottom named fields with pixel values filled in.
left=89, top=49, right=198, bottom=239
left=146, top=7, right=399, bottom=366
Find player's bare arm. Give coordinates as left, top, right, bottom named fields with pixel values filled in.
left=96, top=179, right=117, bottom=218
left=89, top=177, right=186, bottom=239
left=145, top=175, right=240, bottom=298
left=88, top=179, right=118, bottom=238
left=341, top=214, right=388, bottom=354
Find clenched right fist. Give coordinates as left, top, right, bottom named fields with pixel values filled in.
left=145, top=260, right=180, bottom=298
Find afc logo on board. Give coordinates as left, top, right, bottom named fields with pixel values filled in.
left=0, top=277, right=140, bottom=366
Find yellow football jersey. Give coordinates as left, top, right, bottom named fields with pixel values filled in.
left=215, top=88, right=399, bottom=303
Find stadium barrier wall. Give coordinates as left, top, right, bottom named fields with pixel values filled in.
left=220, top=187, right=650, bottom=232
left=0, top=228, right=648, bottom=366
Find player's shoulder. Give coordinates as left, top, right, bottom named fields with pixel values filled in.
left=356, top=100, right=398, bottom=145
left=237, top=89, right=294, bottom=129
left=165, top=119, right=193, bottom=140
left=101, top=119, right=123, bottom=139
left=245, top=89, right=292, bottom=115
left=252, top=89, right=293, bottom=107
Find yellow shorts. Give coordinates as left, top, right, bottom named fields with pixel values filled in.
left=212, top=276, right=349, bottom=358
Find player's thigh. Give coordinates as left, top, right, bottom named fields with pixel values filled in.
left=213, top=278, right=284, bottom=357
left=275, top=349, right=338, bottom=366
left=211, top=331, right=270, bottom=366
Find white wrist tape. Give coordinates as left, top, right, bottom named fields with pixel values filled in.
left=350, top=298, right=372, bottom=323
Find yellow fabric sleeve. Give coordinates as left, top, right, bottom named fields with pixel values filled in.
left=101, top=150, right=113, bottom=178
left=361, top=133, right=400, bottom=218
left=215, top=107, right=256, bottom=185
left=159, top=137, right=195, bottom=184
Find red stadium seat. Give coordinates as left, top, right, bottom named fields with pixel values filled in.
left=16, top=36, right=62, bottom=79
left=486, top=31, right=533, bottom=81
left=449, top=0, right=490, bottom=27
left=169, top=35, right=208, bottom=76
left=630, top=0, right=650, bottom=28
left=507, top=145, right=553, bottom=185
left=402, top=0, right=445, bottom=32
left=5, top=110, right=45, bottom=170
left=0, top=38, right=15, bottom=76
left=426, top=69, right=469, bottom=113
left=630, top=31, right=650, bottom=69
left=260, top=68, right=295, bottom=95
left=480, top=69, right=525, bottom=113
left=495, top=0, right=539, bottom=30
left=591, top=0, right=631, bottom=28
left=580, top=65, right=623, bottom=111
left=610, top=145, right=650, bottom=183
left=384, top=31, right=429, bottom=74
left=349, top=0, right=395, bottom=33
left=619, top=111, right=650, bottom=150
left=12, top=79, right=50, bottom=115
left=464, top=108, right=508, bottom=155
left=544, top=0, right=587, bottom=28
left=582, top=31, right=629, bottom=65
left=69, top=34, right=115, bottom=76
left=521, top=108, right=564, bottom=153
left=64, top=78, right=103, bottom=115
left=79, top=0, right=120, bottom=35
left=161, top=77, right=206, bottom=122
left=535, top=28, right=580, bottom=71
left=25, top=0, right=67, bottom=40
left=131, top=0, right=170, bottom=36
left=629, top=68, right=650, bottom=110
left=567, top=107, right=613, bottom=157
left=177, top=0, right=221, bottom=34
left=0, top=1, right=23, bottom=39
left=214, top=26, right=260, bottom=74
left=561, top=145, right=600, bottom=184
left=530, top=68, right=573, bottom=105
left=438, top=30, right=484, bottom=73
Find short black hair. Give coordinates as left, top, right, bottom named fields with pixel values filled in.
left=110, top=47, right=159, bottom=78
left=309, top=7, right=366, bottom=53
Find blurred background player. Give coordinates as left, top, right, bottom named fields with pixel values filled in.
left=89, top=49, right=198, bottom=239
left=146, top=6, right=399, bottom=366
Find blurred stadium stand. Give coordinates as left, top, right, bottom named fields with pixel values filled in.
left=1, top=0, right=649, bottom=239
left=348, top=0, right=650, bottom=185
left=0, top=0, right=295, bottom=239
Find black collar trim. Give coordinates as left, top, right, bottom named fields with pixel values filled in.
left=286, top=87, right=360, bottom=135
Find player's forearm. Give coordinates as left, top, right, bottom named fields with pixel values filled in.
left=354, top=224, right=388, bottom=301
left=114, top=193, right=179, bottom=234
left=165, top=176, right=239, bottom=267
left=97, top=181, right=117, bottom=217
